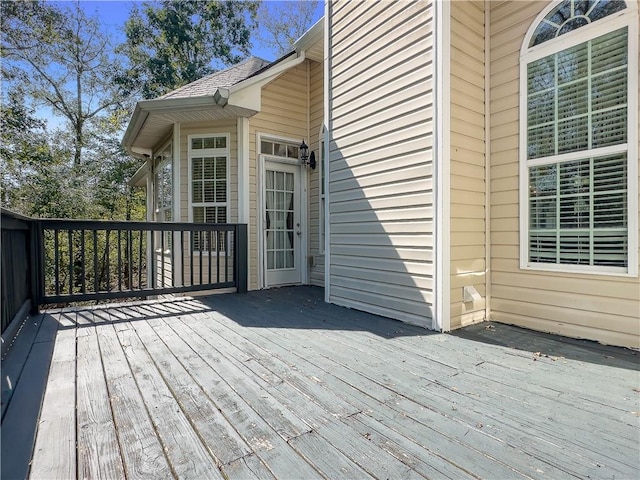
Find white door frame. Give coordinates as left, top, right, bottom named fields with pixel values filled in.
left=257, top=133, right=309, bottom=289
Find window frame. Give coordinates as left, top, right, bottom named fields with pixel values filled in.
left=318, top=127, right=325, bottom=254
left=154, top=140, right=173, bottom=224
left=518, top=1, right=638, bottom=276
left=187, top=133, right=230, bottom=253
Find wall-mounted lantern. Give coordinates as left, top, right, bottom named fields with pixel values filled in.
left=299, top=140, right=316, bottom=169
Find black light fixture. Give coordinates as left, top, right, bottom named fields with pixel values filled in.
left=299, top=139, right=316, bottom=169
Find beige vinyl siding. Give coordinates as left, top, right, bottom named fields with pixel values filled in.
left=308, top=60, right=325, bottom=287
left=489, top=1, right=640, bottom=348
left=327, top=0, right=435, bottom=327
left=449, top=0, right=486, bottom=329
left=248, top=64, right=309, bottom=289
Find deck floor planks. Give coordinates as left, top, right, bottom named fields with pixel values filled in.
left=1, top=313, right=59, bottom=480
left=29, top=325, right=76, bottom=480
left=178, top=312, right=431, bottom=479
left=193, top=304, right=529, bottom=478
left=420, top=380, right=639, bottom=478
left=435, top=368, right=639, bottom=449
left=128, top=319, right=254, bottom=466
left=1, top=314, right=45, bottom=418
left=4, top=287, right=638, bottom=480
left=97, top=323, right=173, bottom=479
left=116, top=326, right=224, bottom=479
left=142, top=312, right=322, bottom=479
left=76, top=325, right=126, bottom=480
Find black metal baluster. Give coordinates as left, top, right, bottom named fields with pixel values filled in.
left=128, top=230, right=133, bottom=290
left=93, top=230, right=98, bottom=293
left=216, top=230, right=221, bottom=283
left=190, top=232, right=194, bottom=287
left=54, top=229, right=60, bottom=295
left=198, top=230, right=203, bottom=286
left=208, top=230, right=212, bottom=285
left=181, top=231, right=185, bottom=287
left=161, top=230, right=165, bottom=288
left=138, top=230, right=143, bottom=289
left=105, top=230, right=110, bottom=292
left=68, top=230, right=73, bottom=295
left=150, top=229, right=155, bottom=289
left=226, top=231, right=230, bottom=282
left=117, top=230, right=122, bottom=292
left=81, top=230, right=86, bottom=294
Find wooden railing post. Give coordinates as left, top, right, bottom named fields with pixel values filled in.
left=235, top=224, right=248, bottom=293
left=29, top=219, right=43, bottom=314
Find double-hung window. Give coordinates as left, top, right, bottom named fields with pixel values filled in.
left=520, top=0, right=637, bottom=275
left=189, top=135, right=229, bottom=251
left=155, top=142, right=173, bottom=223
left=155, top=142, right=173, bottom=249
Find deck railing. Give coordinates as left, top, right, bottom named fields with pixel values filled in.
left=1, top=210, right=35, bottom=334
left=0, top=209, right=248, bottom=332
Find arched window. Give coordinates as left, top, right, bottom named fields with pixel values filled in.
left=519, top=0, right=637, bottom=275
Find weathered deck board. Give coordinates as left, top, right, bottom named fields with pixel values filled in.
left=76, top=326, right=126, bottom=480
left=116, top=326, right=224, bottom=479
left=29, top=326, right=76, bottom=480
left=2, top=286, right=638, bottom=480
left=1, top=313, right=58, bottom=480
left=97, top=323, right=173, bottom=479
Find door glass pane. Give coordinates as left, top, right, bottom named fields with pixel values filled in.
left=265, top=167, right=296, bottom=273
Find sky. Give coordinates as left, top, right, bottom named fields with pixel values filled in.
left=78, top=0, right=325, bottom=61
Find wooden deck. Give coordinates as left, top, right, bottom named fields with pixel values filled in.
left=2, top=286, right=639, bottom=480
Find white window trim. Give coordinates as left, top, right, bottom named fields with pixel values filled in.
left=318, top=126, right=325, bottom=254
left=187, top=133, right=231, bottom=253
left=519, top=1, right=638, bottom=277
left=256, top=132, right=308, bottom=288
left=154, top=138, right=173, bottom=222
left=153, top=139, right=173, bottom=255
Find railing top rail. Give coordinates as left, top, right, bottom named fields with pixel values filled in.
left=37, top=219, right=244, bottom=232
left=1, top=208, right=34, bottom=222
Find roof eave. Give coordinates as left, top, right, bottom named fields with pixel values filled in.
left=121, top=90, right=230, bottom=149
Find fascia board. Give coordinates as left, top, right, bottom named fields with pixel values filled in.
left=294, top=17, right=324, bottom=53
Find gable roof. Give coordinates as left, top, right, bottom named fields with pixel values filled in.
left=159, top=56, right=271, bottom=100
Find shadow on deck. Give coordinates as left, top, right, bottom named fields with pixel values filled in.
left=2, top=286, right=639, bottom=480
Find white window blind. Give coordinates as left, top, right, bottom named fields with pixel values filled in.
left=189, top=135, right=229, bottom=252
left=524, top=25, right=630, bottom=272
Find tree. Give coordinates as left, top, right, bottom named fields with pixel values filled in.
left=117, top=0, right=259, bottom=100
left=256, top=1, right=319, bottom=56
left=1, top=0, right=129, bottom=166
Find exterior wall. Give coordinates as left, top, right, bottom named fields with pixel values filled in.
left=489, top=1, right=640, bottom=348
left=327, top=0, right=435, bottom=327
left=308, top=59, right=325, bottom=287
left=248, top=64, right=309, bottom=290
left=449, top=0, right=486, bottom=329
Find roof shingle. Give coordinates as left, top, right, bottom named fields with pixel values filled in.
left=159, top=56, right=271, bottom=100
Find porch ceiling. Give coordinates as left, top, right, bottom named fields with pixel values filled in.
left=129, top=103, right=257, bottom=151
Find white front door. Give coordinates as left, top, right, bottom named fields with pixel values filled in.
left=264, top=161, right=302, bottom=286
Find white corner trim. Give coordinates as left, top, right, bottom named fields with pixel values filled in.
left=627, top=14, right=639, bottom=277
left=172, top=123, right=182, bottom=281
left=484, top=0, right=492, bottom=321
left=323, top=0, right=331, bottom=303
left=434, top=0, right=451, bottom=332
left=237, top=118, right=251, bottom=285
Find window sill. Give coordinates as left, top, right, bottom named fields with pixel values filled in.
left=520, top=262, right=637, bottom=278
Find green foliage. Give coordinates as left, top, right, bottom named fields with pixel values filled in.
left=1, top=1, right=145, bottom=222
left=256, top=1, right=319, bottom=56
left=116, top=0, right=259, bottom=99
left=1, top=0, right=131, bottom=166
